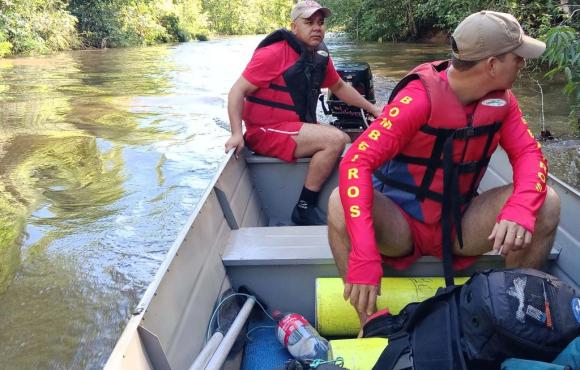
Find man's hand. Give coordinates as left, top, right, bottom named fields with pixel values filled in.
left=224, top=133, right=244, bottom=159
left=369, top=105, right=382, bottom=119
left=344, top=281, right=381, bottom=319
left=488, top=219, right=532, bottom=256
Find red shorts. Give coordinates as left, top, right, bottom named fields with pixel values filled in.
left=244, top=122, right=303, bottom=162
left=381, top=205, right=478, bottom=271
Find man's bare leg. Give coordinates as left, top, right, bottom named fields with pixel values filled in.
left=455, top=185, right=560, bottom=268
left=293, top=123, right=350, bottom=191
left=328, top=187, right=413, bottom=327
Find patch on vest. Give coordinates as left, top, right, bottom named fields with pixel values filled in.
left=317, top=50, right=329, bottom=57
left=481, top=98, right=507, bottom=107
left=572, top=298, right=580, bottom=324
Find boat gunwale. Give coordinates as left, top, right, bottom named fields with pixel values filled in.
left=548, top=173, right=580, bottom=198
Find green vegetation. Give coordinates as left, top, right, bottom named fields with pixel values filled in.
left=0, top=0, right=80, bottom=56
left=68, top=0, right=210, bottom=48
left=202, top=0, right=292, bottom=35
left=543, top=24, right=579, bottom=129
left=0, top=0, right=294, bottom=56
left=320, top=0, right=567, bottom=42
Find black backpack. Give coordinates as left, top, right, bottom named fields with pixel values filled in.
left=363, top=269, right=580, bottom=370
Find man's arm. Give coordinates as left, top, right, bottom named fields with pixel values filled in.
left=328, top=79, right=382, bottom=118
left=489, top=92, right=548, bottom=255
left=339, top=82, right=429, bottom=319
left=225, top=76, right=258, bottom=158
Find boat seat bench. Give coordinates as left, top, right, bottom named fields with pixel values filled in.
left=222, top=225, right=559, bottom=268
left=223, top=226, right=331, bottom=266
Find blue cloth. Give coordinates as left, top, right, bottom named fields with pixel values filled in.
left=501, top=359, right=569, bottom=370
left=554, top=337, right=580, bottom=370
left=241, top=318, right=292, bottom=370
left=502, top=337, right=580, bottom=370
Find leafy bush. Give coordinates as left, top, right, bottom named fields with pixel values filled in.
left=415, top=0, right=490, bottom=36
left=69, top=0, right=167, bottom=48
left=173, top=0, right=209, bottom=40
left=68, top=0, right=128, bottom=48
left=0, top=41, right=11, bottom=57
left=542, top=25, right=580, bottom=129
left=321, top=0, right=415, bottom=41
left=201, top=0, right=292, bottom=35
left=0, top=30, right=12, bottom=57
left=0, top=0, right=79, bottom=55
left=499, top=0, right=563, bottom=38
left=0, top=0, right=291, bottom=54
left=69, top=0, right=209, bottom=47
left=160, top=14, right=191, bottom=42
left=118, top=2, right=169, bottom=46
left=322, top=0, right=566, bottom=41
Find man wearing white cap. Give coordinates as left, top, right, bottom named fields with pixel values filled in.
left=328, top=11, right=561, bottom=328
left=225, top=1, right=381, bottom=226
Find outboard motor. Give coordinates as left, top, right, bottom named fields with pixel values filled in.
left=322, top=62, right=375, bottom=137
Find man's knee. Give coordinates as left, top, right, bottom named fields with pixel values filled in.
left=329, top=127, right=351, bottom=150
left=338, top=129, right=351, bottom=145
left=536, top=186, right=560, bottom=235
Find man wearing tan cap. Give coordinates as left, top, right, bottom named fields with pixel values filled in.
left=327, top=10, right=561, bottom=329
left=225, top=1, right=381, bottom=226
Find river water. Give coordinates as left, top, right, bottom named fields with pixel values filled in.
left=0, top=35, right=577, bottom=369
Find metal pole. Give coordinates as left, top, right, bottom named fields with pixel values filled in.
left=204, top=297, right=256, bottom=370
left=189, top=331, right=224, bottom=370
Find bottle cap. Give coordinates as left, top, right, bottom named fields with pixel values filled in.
left=272, top=309, right=283, bottom=319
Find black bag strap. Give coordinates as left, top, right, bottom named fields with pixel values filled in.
left=362, top=306, right=418, bottom=338
left=441, top=135, right=457, bottom=287
left=401, top=285, right=461, bottom=330
left=372, top=333, right=413, bottom=370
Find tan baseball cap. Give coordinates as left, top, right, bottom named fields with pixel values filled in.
left=291, top=1, right=332, bottom=21
left=451, top=10, right=546, bottom=61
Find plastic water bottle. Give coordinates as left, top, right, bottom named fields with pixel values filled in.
left=273, top=311, right=329, bottom=361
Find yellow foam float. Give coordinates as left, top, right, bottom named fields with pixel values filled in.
left=328, top=338, right=389, bottom=370
left=316, top=277, right=468, bottom=336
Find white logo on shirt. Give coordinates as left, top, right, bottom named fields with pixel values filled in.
left=481, top=98, right=507, bottom=107
left=317, top=50, right=328, bottom=57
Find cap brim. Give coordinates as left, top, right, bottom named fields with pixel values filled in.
left=300, top=7, right=332, bottom=19
left=513, top=35, right=546, bottom=59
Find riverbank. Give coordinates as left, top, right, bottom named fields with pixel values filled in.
left=0, top=0, right=293, bottom=57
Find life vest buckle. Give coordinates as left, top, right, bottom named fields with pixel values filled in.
left=458, top=161, right=479, bottom=173
left=455, top=126, right=475, bottom=140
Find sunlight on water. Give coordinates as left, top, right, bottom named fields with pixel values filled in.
left=0, top=39, right=259, bottom=369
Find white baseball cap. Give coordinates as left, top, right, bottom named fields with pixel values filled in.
left=290, top=1, right=332, bottom=21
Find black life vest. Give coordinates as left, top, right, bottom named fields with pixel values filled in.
left=245, top=29, right=329, bottom=123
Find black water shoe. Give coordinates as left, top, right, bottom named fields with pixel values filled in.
left=291, top=201, right=326, bottom=226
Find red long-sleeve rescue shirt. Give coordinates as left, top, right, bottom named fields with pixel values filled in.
left=339, top=72, right=548, bottom=286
